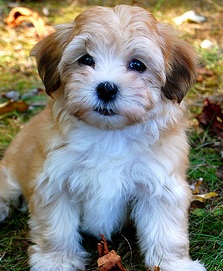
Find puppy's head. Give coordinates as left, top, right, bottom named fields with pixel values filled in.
left=31, top=5, right=197, bottom=130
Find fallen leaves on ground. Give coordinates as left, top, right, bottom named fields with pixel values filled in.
left=5, top=6, right=53, bottom=38
left=97, top=234, right=127, bottom=271
left=197, top=67, right=214, bottom=83
left=196, top=98, right=223, bottom=139
left=147, top=267, right=161, bottom=271
left=0, top=88, right=45, bottom=115
left=97, top=235, right=160, bottom=271
left=193, top=192, right=218, bottom=202
left=190, top=178, right=218, bottom=203
left=0, top=100, right=29, bottom=115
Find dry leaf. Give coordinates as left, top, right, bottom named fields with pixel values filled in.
left=98, top=250, right=121, bottom=271
left=190, top=178, right=218, bottom=202
left=5, top=7, right=47, bottom=38
left=193, top=192, right=218, bottom=202
left=0, top=100, right=29, bottom=115
left=147, top=267, right=161, bottom=271
left=97, top=235, right=127, bottom=271
left=190, top=178, right=204, bottom=194
left=97, top=234, right=110, bottom=257
left=197, top=67, right=214, bottom=77
left=197, top=67, right=214, bottom=82
left=196, top=98, right=223, bottom=139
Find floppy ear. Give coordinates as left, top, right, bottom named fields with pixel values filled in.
left=159, top=25, right=197, bottom=103
left=30, top=23, right=75, bottom=96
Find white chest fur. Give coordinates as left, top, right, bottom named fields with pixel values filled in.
left=36, top=120, right=182, bottom=238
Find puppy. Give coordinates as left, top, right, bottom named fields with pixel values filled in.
left=0, top=5, right=206, bottom=271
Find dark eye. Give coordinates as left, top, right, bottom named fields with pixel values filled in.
left=129, top=59, right=147, bottom=72
left=78, top=54, right=95, bottom=67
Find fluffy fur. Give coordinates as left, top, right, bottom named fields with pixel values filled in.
left=0, top=5, right=206, bottom=271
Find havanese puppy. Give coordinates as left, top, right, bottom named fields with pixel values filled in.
left=0, top=5, right=206, bottom=271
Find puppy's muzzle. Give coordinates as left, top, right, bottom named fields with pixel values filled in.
left=96, top=82, right=119, bottom=103
left=95, top=82, right=119, bottom=116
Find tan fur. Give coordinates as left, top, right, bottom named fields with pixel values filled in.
left=0, top=109, right=50, bottom=200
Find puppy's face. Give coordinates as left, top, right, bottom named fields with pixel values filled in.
left=31, top=5, right=197, bottom=130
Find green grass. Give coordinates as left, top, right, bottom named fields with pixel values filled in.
left=189, top=132, right=222, bottom=191
left=190, top=210, right=223, bottom=271
left=0, top=210, right=30, bottom=271
left=188, top=131, right=223, bottom=271
left=0, top=0, right=223, bottom=270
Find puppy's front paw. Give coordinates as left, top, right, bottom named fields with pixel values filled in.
left=0, top=199, right=10, bottom=221
left=180, top=260, right=206, bottom=271
left=159, top=258, right=206, bottom=271
left=29, top=245, right=88, bottom=271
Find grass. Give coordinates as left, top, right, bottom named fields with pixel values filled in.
left=190, top=211, right=223, bottom=271
left=188, top=132, right=223, bottom=271
left=189, top=132, right=222, bottom=191
left=0, top=210, right=30, bottom=271
left=0, top=0, right=223, bottom=270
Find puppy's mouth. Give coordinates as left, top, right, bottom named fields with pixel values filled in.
left=94, top=107, right=116, bottom=116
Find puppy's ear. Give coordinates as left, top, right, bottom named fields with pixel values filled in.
left=30, top=24, right=75, bottom=96
left=159, top=25, right=197, bottom=103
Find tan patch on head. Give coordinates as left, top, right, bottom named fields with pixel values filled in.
left=74, top=5, right=159, bottom=43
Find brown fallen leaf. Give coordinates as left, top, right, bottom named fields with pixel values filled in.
left=5, top=7, right=47, bottom=38
left=196, top=98, right=223, bottom=139
left=97, top=234, right=127, bottom=271
left=98, top=234, right=110, bottom=257
left=0, top=100, right=29, bottom=115
left=197, top=67, right=214, bottom=77
left=98, top=250, right=122, bottom=271
left=147, top=267, right=161, bottom=271
left=197, top=67, right=215, bottom=83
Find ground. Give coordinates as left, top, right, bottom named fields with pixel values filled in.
left=0, top=0, right=222, bottom=270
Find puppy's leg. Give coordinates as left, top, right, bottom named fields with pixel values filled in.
left=0, top=163, right=22, bottom=221
left=28, top=193, right=88, bottom=271
left=132, top=182, right=206, bottom=271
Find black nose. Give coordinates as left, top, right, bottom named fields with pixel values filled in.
left=96, top=82, right=119, bottom=103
